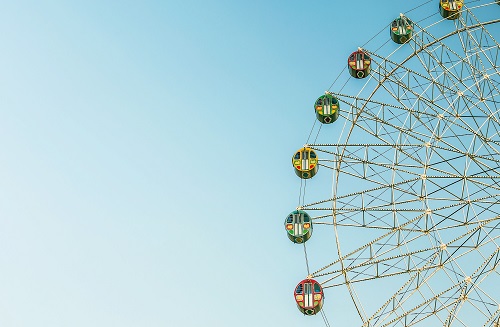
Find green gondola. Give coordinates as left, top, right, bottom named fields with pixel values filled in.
left=390, top=14, right=413, bottom=44
left=292, top=147, right=318, bottom=179
left=314, top=93, right=340, bottom=124
left=439, top=0, right=463, bottom=20
left=285, top=210, right=313, bottom=244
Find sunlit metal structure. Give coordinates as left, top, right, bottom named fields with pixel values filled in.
left=288, top=1, right=500, bottom=326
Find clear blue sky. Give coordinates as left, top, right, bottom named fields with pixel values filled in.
left=0, top=1, right=498, bottom=326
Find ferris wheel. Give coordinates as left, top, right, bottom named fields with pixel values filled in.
left=286, top=1, right=500, bottom=326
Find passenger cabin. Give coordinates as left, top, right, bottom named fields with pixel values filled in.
left=314, top=93, right=340, bottom=124
left=439, top=0, right=463, bottom=19
left=285, top=210, right=312, bottom=244
left=348, top=49, right=371, bottom=79
left=292, top=148, right=318, bottom=179
left=390, top=15, right=413, bottom=44
left=294, top=279, right=324, bottom=315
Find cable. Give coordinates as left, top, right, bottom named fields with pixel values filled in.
left=405, top=0, right=434, bottom=14
left=303, top=241, right=311, bottom=276
left=362, top=23, right=389, bottom=49
left=372, top=38, right=392, bottom=57
left=313, top=123, right=323, bottom=145
left=302, top=179, right=307, bottom=206
left=298, top=178, right=303, bottom=207
left=306, top=116, right=318, bottom=144
left=321, top=309, right=332, bottom=327
left=327, top=65, right=348, bottom=92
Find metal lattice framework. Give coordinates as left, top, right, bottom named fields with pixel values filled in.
left=298, top=2, right=500, bottom=326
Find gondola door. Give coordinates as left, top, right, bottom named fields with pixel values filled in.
left=301, top=150, right=309, bottom=171
left=292, top=212, right=304, bottom=240
left=303, top=282, right=314, bottom=309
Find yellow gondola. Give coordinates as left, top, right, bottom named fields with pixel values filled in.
left=292, top=147, right=318, bottom=179
left=439, top=0, right=463, bottom=20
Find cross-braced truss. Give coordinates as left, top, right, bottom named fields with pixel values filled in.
left=299, top=2, right=500, bottom=327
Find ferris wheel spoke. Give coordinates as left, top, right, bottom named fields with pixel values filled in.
left=313, top=218, right=498, bottom=303
left=317, top=215, right=497, bottom=276
left=456, top=8, right=500, bottom=77
left=367, top=58, right=499, bottom=157
left=334, top=91, right=431, bottom=147
left=335, top=99, right=494, bottom=160
left=408, top=36, right=484, bottom=102
left=366, top=243, right=499, bottom=326
left=313, top=142, right=500, bottom=169
left=379, top=22, right=498, bottom=107
left=371, top=50, right=465, bottom=112
left=360, top=253, right=468, bottom=326
left=304, top=188, right=498, bottom=233
left=339, top=18, right=500, bottom=144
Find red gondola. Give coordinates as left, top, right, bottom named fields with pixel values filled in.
left=348, top=48, right=371, bottom=79
left=293, top=279, right=324, bottom=315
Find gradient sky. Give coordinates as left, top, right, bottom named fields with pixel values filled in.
left=0, top=1, right=498, bottom=327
